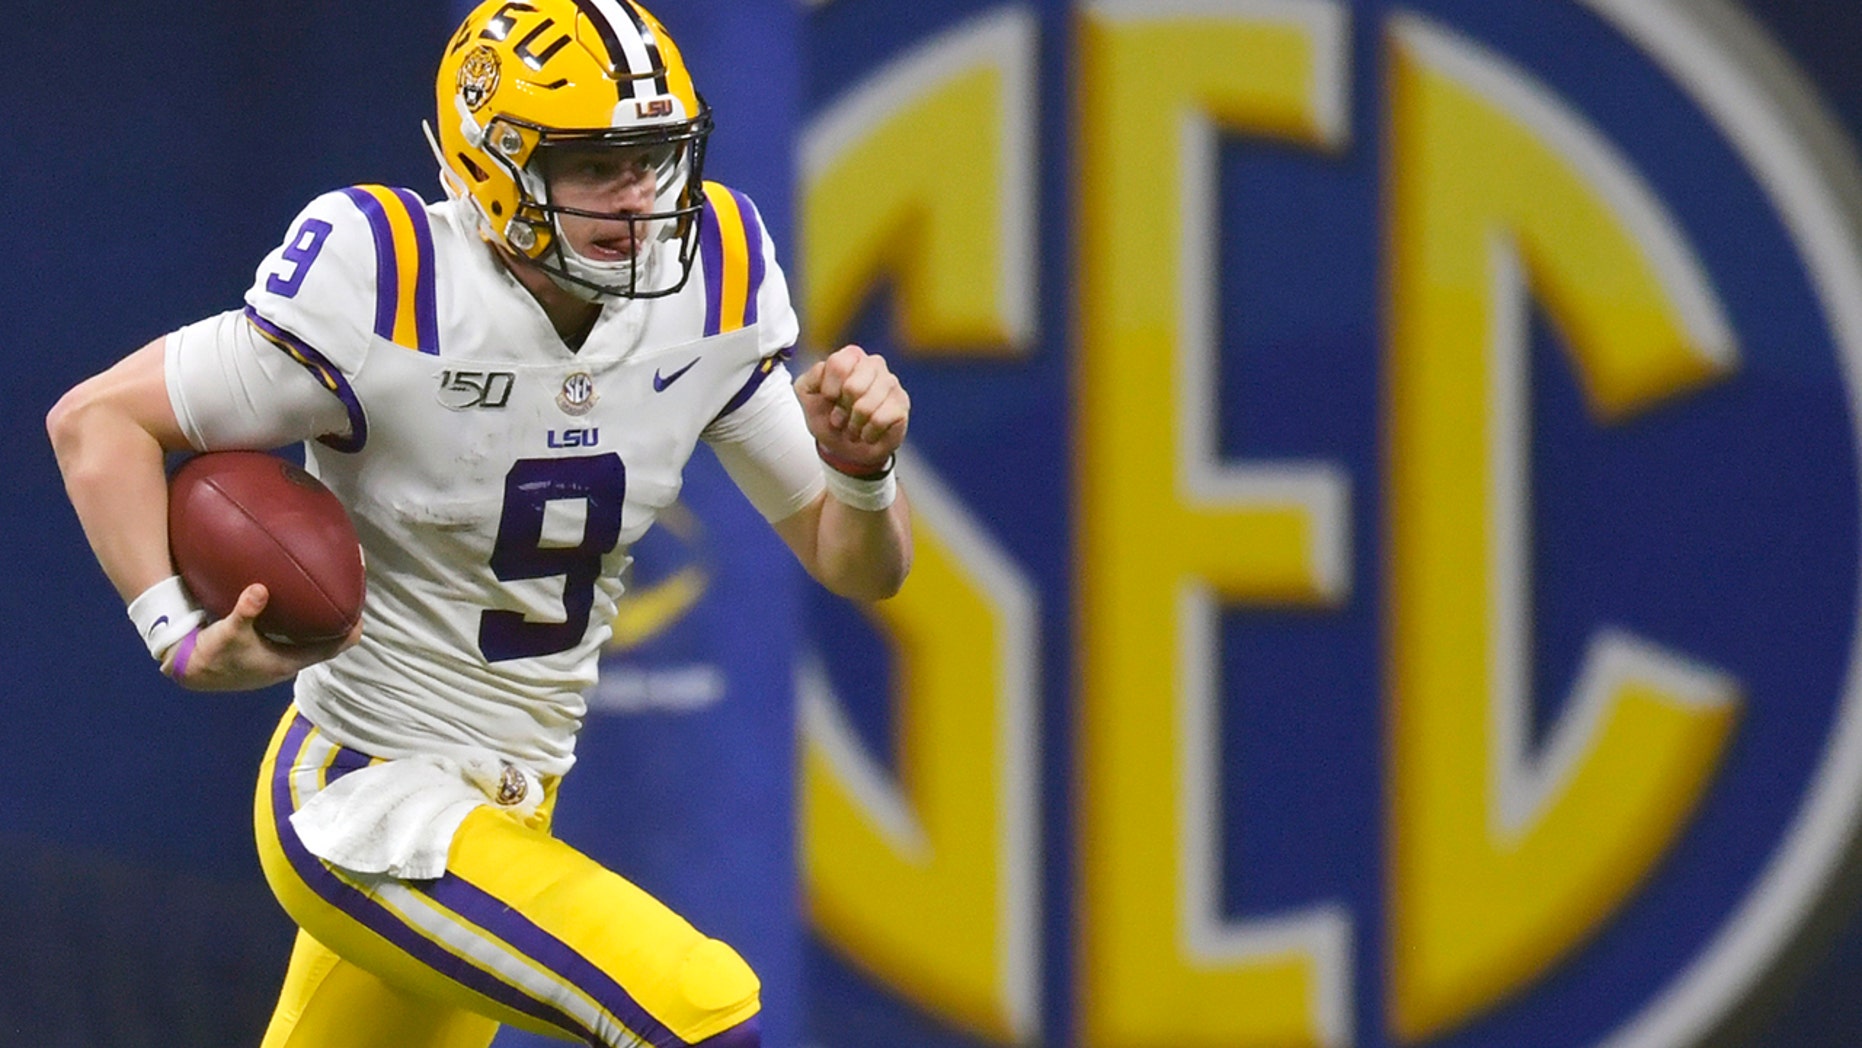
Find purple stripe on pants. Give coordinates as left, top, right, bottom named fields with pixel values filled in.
left=268, top=715, right=592, bottom=1041
left=418, top=873, right=687, bottom=1047
left=693, top=1015, right=759, bottom=1048
left=323, top=744, right=372, bottom=786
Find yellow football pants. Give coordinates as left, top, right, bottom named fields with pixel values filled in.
left=254, top=704, right=761, bottom=1047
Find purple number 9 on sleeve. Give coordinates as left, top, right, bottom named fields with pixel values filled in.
left=265, top=218, right=334, bottom=298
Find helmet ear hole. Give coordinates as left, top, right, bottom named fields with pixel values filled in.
left=456, top=153, right=492, bottom=184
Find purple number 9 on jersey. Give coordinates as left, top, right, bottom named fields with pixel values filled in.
left=265, top=218, right=334, bottom=298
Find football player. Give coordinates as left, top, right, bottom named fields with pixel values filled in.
left=43, top=1, right=911, bottom=1046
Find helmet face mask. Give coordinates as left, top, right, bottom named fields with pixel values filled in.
left=435, top=0, right=713, bottom=301
left=498, top=113, right=711, bottom=300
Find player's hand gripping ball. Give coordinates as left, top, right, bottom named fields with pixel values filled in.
left=168, top=452, right=365, bottom=645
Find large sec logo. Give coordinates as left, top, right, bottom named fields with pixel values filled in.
left=800, top=1, right=1862, bottom=1046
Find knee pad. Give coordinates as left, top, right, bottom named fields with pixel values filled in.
left=673, top=938, right=760, bottom=1032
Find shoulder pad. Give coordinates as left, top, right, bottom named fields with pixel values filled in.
left=697, top=182, right=799, bottom=354
left=243, top=186, right=442, bottom=374
left=697, top=181, right=773, bottom=338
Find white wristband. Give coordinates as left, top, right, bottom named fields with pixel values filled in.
left=821, top=459, right=898, bottom=512
left=127, top=575, right=208, bottom=661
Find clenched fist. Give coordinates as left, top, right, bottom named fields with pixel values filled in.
left=794, top=344, right=910, bottom=474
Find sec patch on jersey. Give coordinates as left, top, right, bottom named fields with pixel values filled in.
left=168, top=452, right=364, bottom=645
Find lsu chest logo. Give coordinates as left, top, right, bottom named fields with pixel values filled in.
left=798, top=1, right=1862, bottom=1046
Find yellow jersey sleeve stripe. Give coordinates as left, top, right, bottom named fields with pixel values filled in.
left=700, top=181, right=764, bottom=336
left=341, top=185, right=441, bottom=354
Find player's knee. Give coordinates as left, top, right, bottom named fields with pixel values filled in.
left=673, top=937, right=760, bottom=1038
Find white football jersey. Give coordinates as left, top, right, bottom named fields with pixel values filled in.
left=170, top=183, right=805, bottom=775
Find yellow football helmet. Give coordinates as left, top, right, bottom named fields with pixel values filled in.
left=433, top=0, right=712, bottom=299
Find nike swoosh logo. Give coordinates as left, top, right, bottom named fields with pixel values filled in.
left=653, top=359, right=699, bottom=392
left=150, top=615, right=169, bottom=636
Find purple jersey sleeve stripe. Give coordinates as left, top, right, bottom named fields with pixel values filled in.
left=699, top=191, right=726, bottom=338
left=242, top=306, right=369, bottom=454
left=391, top=187, right=441, bottom=356
left=267, top=714, right=594, bottom=1043
left=339, top=187, right=400, bottom=343
left=729, top=188, right=765, bottom=328
left=712, top=346, right=794, bottom=423
left=418, top=875, right=687, bottom=1048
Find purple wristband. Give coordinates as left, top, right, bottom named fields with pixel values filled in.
left=168, top=627, right=202, bottom=680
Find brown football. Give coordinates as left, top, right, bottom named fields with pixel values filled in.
left=168, top=451, right=365, bottom=645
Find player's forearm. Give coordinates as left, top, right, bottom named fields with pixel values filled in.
left=46, top=346, right=185, bottom=603
left=810, top=488, right=913, bottom=601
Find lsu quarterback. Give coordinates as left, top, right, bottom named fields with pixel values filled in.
left=45, top=0, right=912, bottom=1045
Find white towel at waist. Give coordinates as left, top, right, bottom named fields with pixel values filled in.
left=289, top=750, right=545, bottom=880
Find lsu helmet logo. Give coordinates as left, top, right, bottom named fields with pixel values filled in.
left=457, top=44, right=500, bottom=112
left=796, top=0, right=1862, bottom=1046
